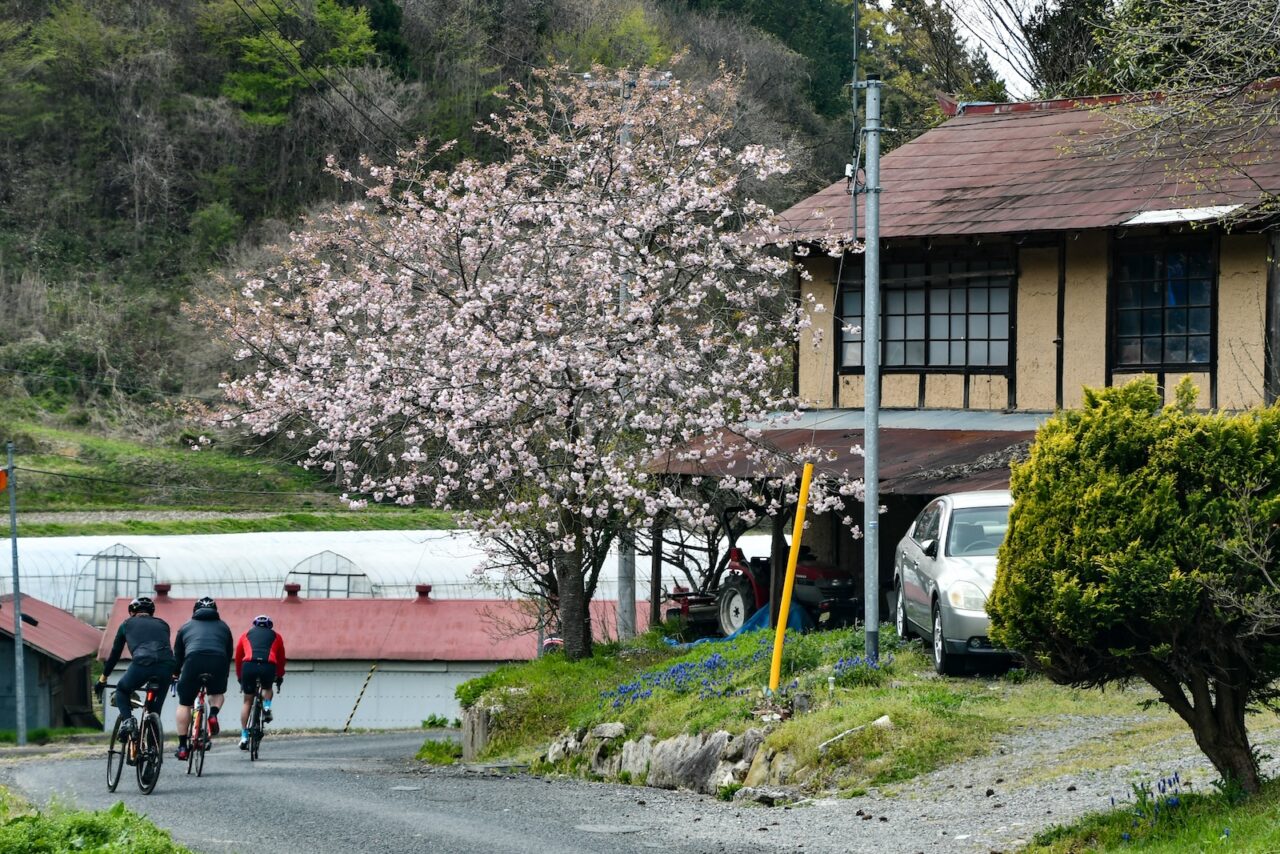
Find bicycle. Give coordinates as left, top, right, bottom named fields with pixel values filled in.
left=245, top=677, right=271, bottom=761
left=103, top=680, right=165, bottom=794
left=185, top=673, right=214, bottom=777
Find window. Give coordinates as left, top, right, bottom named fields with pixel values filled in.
left=1113, top=239, right=1214, bottom=369
left=912, top=502, right=942, bottom=544
left=840, top=253, right=1013, bottom=370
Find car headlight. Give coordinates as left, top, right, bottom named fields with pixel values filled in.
left=946, top=581, right=987, bottom=613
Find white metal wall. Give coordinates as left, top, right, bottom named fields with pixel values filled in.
left=102, top=659, right=502, bottom=734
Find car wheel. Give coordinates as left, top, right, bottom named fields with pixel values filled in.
left=932, top=600, right=963, bottom=676
left=716, top=575, right=755, bottom=637
left=895, top=580, right=912, bottom=640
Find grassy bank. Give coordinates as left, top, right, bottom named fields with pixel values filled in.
left=0, top=788, right=190, bottom=853
left=1026, top=778, right=1280, bottom=852
left=457, top=625, right=1197, bottom=795
left=0, top=419, right=454, bottom=535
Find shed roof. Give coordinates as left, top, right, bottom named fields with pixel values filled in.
left=97, top=594, right=648, bottom=664
left=660, top=418, right=1036, bottom=495
left=0, top=594, right=102, bottom=664
left=774, top=87, right=1280, bottom=242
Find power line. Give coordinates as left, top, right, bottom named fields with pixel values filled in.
left=272, top=0, right=417, bottom=141
left=227, top=0, right=397, bottom=162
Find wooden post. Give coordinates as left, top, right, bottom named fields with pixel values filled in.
left=648, top=520, right=663, bottom=627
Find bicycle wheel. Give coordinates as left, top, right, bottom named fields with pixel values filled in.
left=187, top=703, right=202, bottom=776
left=106, top=715, right=126, bottom=792
left=136, top=713, right=163, bottom=794
left=249, top=696, right=262, bottom=761
left=194, top=699, right=207, bottom=777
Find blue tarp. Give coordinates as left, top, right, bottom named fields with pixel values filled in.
left=663, top=603, right=815, bottom=647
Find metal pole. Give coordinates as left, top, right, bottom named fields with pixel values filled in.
left=618, top=533, right=636, bottom=640
left=861, top=77, right=883, bottom=663
left=7, top=442, right=25, bottom=745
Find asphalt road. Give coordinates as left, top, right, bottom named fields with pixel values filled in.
left=4, top=732, right=822, bottom=854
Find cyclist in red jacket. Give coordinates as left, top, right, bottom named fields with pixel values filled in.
left=234, top=615, right=286, bottom=750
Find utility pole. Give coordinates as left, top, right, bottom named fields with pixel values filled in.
left=6, top=442, right=25, bottom=745
left=857, top=76, right=883, bottom=662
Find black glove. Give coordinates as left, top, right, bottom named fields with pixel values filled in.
left=274, top=678, right=283, bottom=690
left=94, top=681, right=106, bottom=701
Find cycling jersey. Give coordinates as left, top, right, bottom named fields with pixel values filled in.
left=103, top=614, right=176, bottom=674
left=175, top=607, right=234, bottom=665
left=234, top=626, right=286, bottom=680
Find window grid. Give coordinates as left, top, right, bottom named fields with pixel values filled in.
left=1113, top=243, right=1214, bottom=369
left=840, top=257, right=1012, bottom=370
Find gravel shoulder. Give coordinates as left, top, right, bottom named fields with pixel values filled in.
left=5, top=721, right=1280, bottom=853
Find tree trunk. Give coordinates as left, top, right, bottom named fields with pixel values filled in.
left=557, top=517, right=592, bottom=662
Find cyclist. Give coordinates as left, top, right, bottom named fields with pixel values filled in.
left=96, top=597, right=176, bottom=738
left=173, top=596, right=234, bottom=761
left=234, top=614, right=286, bottom=750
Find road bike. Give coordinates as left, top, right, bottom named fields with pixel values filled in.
left=245, top=677, right=271, bottom=761
left=185, top=673, right=214, bottom=777
left=103, top=680, right=165, bottom=794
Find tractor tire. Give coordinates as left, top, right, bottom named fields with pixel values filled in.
left=716, top=575, right=756, bottom=637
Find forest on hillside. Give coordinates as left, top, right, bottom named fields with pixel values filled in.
left=1, top=0, right=1234, bottom=429
left=0, top=0, right=1005, bottom=426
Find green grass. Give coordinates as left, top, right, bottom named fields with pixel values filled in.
left=1025, top=778, right=1280, bottom=852
left=0, top=418, right=455, bottom=535
left=0, top=727, right=100, bottom=745
left=0, top=795, right=192, bottom=853
left=454, top=626, right=1201, bottom=795
left=416, top=739, right=463, bottom=765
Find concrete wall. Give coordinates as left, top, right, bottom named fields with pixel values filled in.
left=103, top=659, right=505, bottom=734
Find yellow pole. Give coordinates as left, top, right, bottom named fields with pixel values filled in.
left=768, top=462, right=814, bottom=693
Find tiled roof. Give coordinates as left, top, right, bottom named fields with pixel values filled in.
left=774, top=89, right=1280, bottom=242
left=97, top=593, right=647, bottom=663
left=0, top=594, right=102, bottom=664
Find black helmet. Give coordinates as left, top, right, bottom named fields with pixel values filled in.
left=253, top=614, right=273, bottom=629
left=194, top=596, right=217, bottom=615
left=129, top=596, right=155, bottom=616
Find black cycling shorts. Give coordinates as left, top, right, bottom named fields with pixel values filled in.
left=176, top=652, right=230, bottom=706
left=239, top=660, right=277, bottom=694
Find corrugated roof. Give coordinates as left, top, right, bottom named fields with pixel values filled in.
left=97, top=595, right=649, bottom=664
left=773, top=89, right=1280, bottom=242
left=0, top=594, right=102, bottom=664
left=661, top=427, right=1033, bottom=495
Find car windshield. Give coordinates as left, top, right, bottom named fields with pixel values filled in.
left=945, top=506, right=1010, bottom=556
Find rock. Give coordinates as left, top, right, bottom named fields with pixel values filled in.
left=620, top=735, right=655, bottom=780
left=768, top=750, right=797, bottom=785
left=743, top=746, right=774, bottom=788
left=646, top=733, right=704, bottom=789
left=721, top=728, right=764, bottom=763
left=590, top=722, right=626, bottom=740
left=733, top=786, right=800, bottom=806
left=872, top=714, right=894, bottom=730
left=792, top=693, right=812, bottom=715
left=462, top=704, right=494, bottom=762
left=676, top=730, right=732, bottom=794
left=590, top=739, right=622, bottom=777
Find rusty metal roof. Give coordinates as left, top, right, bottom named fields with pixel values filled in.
left=774, top=88, right=1280, bottom=242
left=0, top=594, right=102, bottom=664
left=661, top=425, right=1034, bottom=495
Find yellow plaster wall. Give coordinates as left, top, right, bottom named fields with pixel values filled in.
left=1217, top=234, right=1268, bottom=410
left=838, top=374, right=865, bottom=407
left=882, top=374, right=920, bottom=407
left=797, top=256, right=838, bottom=408
left=968, top=375, right=1008, bottom=410
left=1016, top=247, right=1059, bottom=410
left=924, top=374, right=964, bottom=408
left=1061, top=233, right=1108, bottom=408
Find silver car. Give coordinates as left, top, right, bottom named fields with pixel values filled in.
left=893, top=489, right=1014, bottom=675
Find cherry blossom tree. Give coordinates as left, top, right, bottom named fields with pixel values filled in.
left=205, top=67, right=861, bottom=660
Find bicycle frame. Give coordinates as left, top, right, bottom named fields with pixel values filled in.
left=104, top=680, right=165, bottom=794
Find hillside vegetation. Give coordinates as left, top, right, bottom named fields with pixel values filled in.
left=0, top=0, right=1000, bottom=437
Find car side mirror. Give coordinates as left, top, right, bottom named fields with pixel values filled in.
left=922, top=539, right=938, bottom=559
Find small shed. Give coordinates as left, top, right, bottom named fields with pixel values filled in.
left=0, top=594, right=103, bottom=731
left=98, top=583, right=634, bottom=733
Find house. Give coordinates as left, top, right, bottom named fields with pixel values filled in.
left=0, top=594, right=102, bottom=731
left=97, top=583, right=647, bottom=733
left=721, top=87, right=1280, bottom=598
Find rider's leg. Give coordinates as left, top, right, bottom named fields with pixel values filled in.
left=175, top=704, right=192, bottom=747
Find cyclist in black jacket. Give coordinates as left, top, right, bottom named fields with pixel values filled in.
left=173, top=596, right=234, bottom=760
left=96, top=597, right=177, bottom=737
